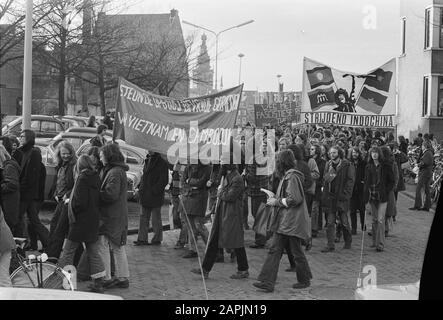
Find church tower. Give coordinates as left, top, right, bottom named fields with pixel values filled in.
left=191, top=34, right=214, bottom=96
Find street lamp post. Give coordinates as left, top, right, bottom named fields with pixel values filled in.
left=238, top=53, right=244, bottom=85
left=182, top=19, right=254, bottom=91
left=22, top=0, right=33, bottom=130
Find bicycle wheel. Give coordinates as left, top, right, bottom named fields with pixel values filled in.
left=10, top=262, right=72, bottom=290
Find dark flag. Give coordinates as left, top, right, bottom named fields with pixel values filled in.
left=308, top=87, right=335, bottom=111
left=357, top=87, right=388, bottom=114
left=364, top=68, right=393, bottom=92
left=307, top=66, right=335, bottom=89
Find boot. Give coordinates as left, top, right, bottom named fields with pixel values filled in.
left=89, top=277, right=105, bottom=294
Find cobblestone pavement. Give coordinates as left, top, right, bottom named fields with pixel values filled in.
left=72, top=190, right=435, bottom=300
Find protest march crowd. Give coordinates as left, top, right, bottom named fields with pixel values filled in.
left=0, top=116, right=442, bottom=294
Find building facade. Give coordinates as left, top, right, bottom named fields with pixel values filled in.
left=398, top=0, right=443, bottom=141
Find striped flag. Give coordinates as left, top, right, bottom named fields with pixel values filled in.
left=308, top=87, right=335, bottom=111
left=363, top=68, right=393, bottom=92
left=357, top=87, right=388, bottom=114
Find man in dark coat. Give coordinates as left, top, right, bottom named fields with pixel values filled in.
left=321, top=145, right=355, bottom=252
left=349, top=147, right=366, bottom=234
left=134, top=151, right=169, bottom=246
left=16, top=130, right=49, bottom=249
left=181, top=162, right=211, bottom=259
left=410, top=140, right=434, bottom=211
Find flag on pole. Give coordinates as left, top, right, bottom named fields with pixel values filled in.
left=307, top=66, right=335, bottom=89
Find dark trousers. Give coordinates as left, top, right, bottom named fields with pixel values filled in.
left=249, top=195, right=268, bottom=246
left=258, top=233, right=312, bottom=288
left=350, top=197, right=366, bottom=231
left=46, top=201, right=69, bottom=258
left=16, top=200, right=49, bottom=248
left=202, top=221, right=248, bottom=273
left=414, top=172, right=432, bottom=210
left=28, top=201, right=43, bottom=249
left=325, top=208, right=352, bottom=249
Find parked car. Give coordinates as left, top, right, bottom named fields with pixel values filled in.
left=1, top=115, right=65, bottom=139
left=53, top=116, right=88, bottom=129
left=49, top=128, right=113, bottom=153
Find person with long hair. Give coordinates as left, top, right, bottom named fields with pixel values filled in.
left=97, top=143, right=130, bottom=289
left=87, top=115, right=96, bottom=128
left=381, top=146, right=398, bottom=237
left=253, top=150, right=312, bottom=292
left=349, top=146, right=367, bottom=234
left=363, top=146, right=395, bottom=252
left=191, top=156, right=249, bottom=280
left=388, top=142, right=408, bottom=222
left=57, top=155, right=106, bottom=293
left=320, top=145, right=355, bottom=252
left=16, top=130, right=49, bottom=249
left=46, top=141, right=78, bottom=258
left=310, top=144, right=326, bottom=238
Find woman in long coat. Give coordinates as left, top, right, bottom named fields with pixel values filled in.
left=97, top=143, right=130, bottom=289
left=57, top=155, right=106, bottom=293
left=191, top=160, right=249, bottom=279
left=0, top=144, right=20, bottom=230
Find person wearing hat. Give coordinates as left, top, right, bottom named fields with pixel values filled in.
left=191, top=152, right=249, bottom=280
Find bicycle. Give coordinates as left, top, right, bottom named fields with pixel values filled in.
left=9, top=238, right=74, bottom=290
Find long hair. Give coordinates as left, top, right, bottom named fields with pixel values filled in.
left=276, top=150, right=296, bottom=178
left=100, top=143, right=125, bottom=164
left=0, top=144, right=11, bottom=166
left=288, top=144, right=303, bottom=161
left=349, top=146, right=362, bottom=161
left=76, top=154, right=95, bottom=173
left=311, top=144, right=321, bottom=159
left=368, top=146, right=384, bottom=164
left=55, top=140, right=77, bottom=167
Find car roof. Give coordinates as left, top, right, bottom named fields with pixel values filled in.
left=6, top=115, right=65, bottom=127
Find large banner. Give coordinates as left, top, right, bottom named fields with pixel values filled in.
left=301, top=57, right=396, bottom=127
left=254, top=102, right=300, bottom=127
left=113, top=78, right=242, bottom=162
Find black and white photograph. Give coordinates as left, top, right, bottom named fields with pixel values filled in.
left=0, top=0, right=442, bottom=306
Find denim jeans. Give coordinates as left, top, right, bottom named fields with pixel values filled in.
left=202, top=220, right=248, bottom=272
left=58, top=239, right=106, bottom=279
left=187, top=215, right=209, bottom=252
left=370, top=201, right=387, bottom=250
left=138, top=206, right=163, bottom=243
left=325, top=208, right=352, bottom=249
left=350, top=197, right=366, bottom=232
left=311, top=200, right=320, bottom=232
left=258, top=233, right=312, bottom=288
left=0, top=251, right=12, bottom=287
left=97, top=235, right=129, bottom=281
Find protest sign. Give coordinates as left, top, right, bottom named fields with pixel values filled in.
left=113, top=77, right=242, bottom=163
left=254, top=102, right=300, bottom=127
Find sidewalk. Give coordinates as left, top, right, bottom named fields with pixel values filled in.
left=76, top=191, right=434, bottom=299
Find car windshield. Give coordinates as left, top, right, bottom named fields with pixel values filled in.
left=52, top=137, right=88, bottom=151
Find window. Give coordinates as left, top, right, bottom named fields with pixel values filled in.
left=31, top=120, right=40, bottom=131
left=423, top=76, right=429, bottom=117
left=41, top=121, right=63, bottom=132
left=425, top=8, right=431, bottom=49
left=122, top=149, right=143, bottom=165
left=401, top=18, right=406, bottom=54
left=438, top=77, right=443, bottom=117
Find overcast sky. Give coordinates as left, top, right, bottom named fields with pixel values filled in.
left=120, top=0, right=401, bottom=93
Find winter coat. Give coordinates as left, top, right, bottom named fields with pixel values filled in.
left=139, top=153, right=169, bottom=208
left=386, top=160, right=399, bottom=217
left=67, top=169, right=101, bottom=243
left=321, top=159, right=355, bottom=213
left=363, top=161, right=395, bottom=204
left=99, top=162, right=129, bottom=246
left=307, top=158, right=320, bottom=195
left=210, top=169, right=245, bottom=249
left=49, top=158, right=76, bottom=201
left=18, top=143, right=42, bottom=202
left=295, top=160, right=313, bottom=195
left=0, top=158, right=21, bottom=228
left=314, top=157, right=326, bottom=201
left=90, top=135, right=106, bottom=148
left=350, top=158, right=366, bottom=204
left=418, top=149, right=434, bottom=179
left=394, top=150, right=408, bottom=192
left=270, top=169, right=310, bottom=240
left=181, top=164, right=211, bottom=217
left=0, top=208, right=15, bottom=253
